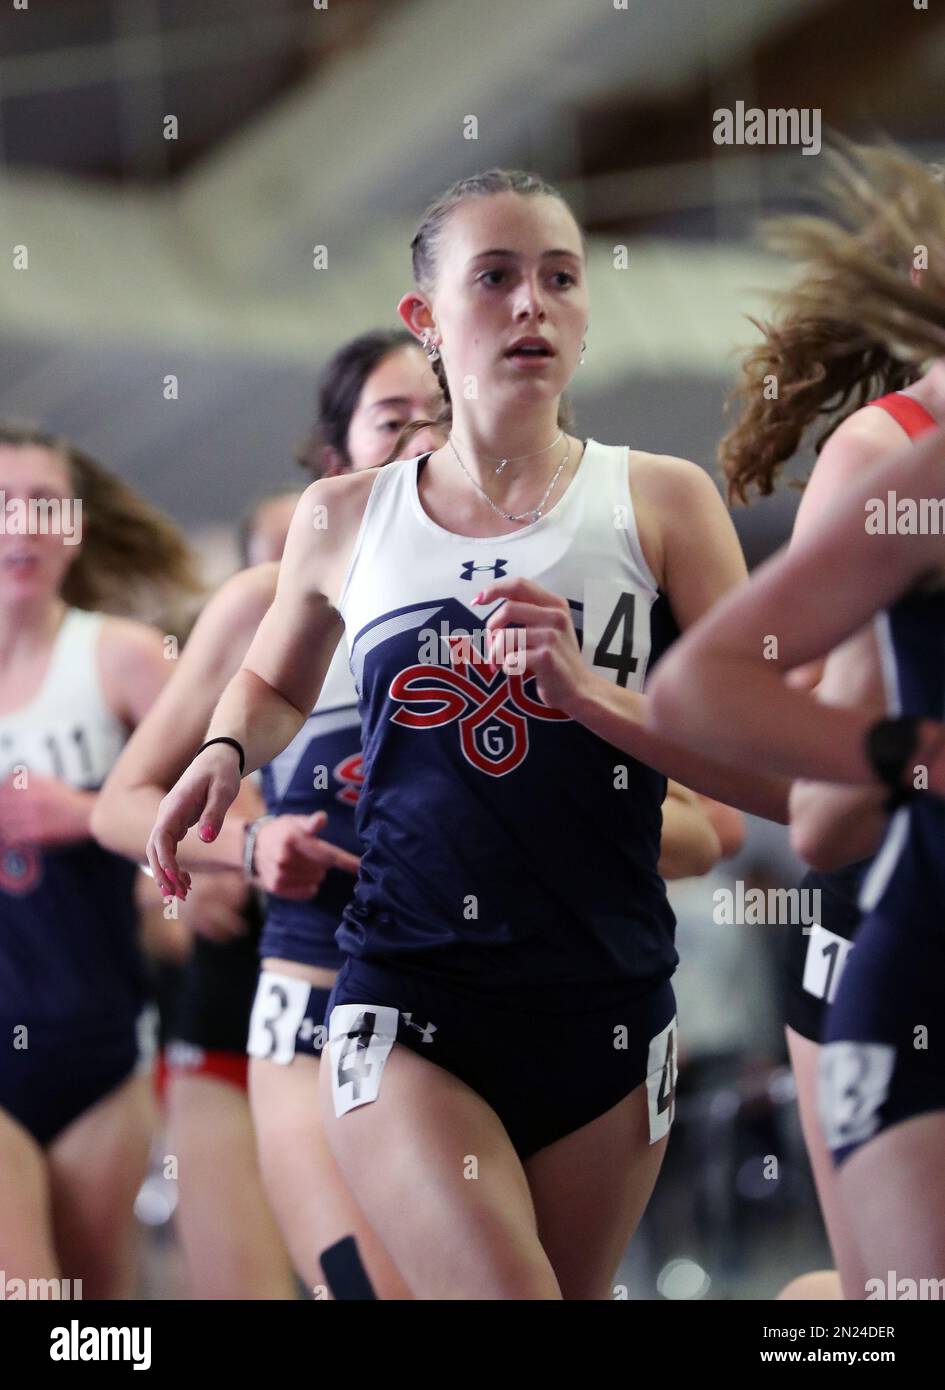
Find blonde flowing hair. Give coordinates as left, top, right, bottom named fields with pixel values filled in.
left=719, top=140, right=945, bottom=504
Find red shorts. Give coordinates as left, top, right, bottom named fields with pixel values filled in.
left=155, top=1045, right=249, bottom=1102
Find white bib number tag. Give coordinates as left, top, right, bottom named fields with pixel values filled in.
left=247, top=971, right=312, bottom=1064
left=819, top=1040, right=895, bottom=1151
left=581, top=579, right=650, bottom=692
left=328, top=1003, right=400, bottom=1117
left=645, top=1015, right=678, bottom=1143
left=802, top=923, right=855, bottom=1004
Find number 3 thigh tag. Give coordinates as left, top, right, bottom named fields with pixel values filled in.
left=328, top=1003, right=400, bottom=1118
left=247, top=970, right=312, bottom=1063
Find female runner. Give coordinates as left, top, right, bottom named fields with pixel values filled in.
left=0, top=422, right=198, bottom=1296
left=99, top=326, right=730, bottom=1298
left=147, top=510, right=298, bottom=1300
left=648, top=142, right=945, bottom=1285
left=94, top=330, right=441, bottom=1297
left=147, top=169, right=788, bottom=1299
left=715, top=146, right=944, bottom=1296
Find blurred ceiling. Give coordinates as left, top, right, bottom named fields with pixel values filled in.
left=0, top=0, right=406, bottom=182
left=0, top=0, right=941, bottom=544
left=2, top=0, right=940, bottom=215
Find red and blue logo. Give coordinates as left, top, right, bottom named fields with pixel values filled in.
left=333, top=752, right=365, bottom=807
left=388, top=638, right=569, bottom=777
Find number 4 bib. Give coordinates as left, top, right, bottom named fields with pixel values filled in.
left=328, top=1003, right=400, bottom=1117
left=581, top=579, right=651, bottom=691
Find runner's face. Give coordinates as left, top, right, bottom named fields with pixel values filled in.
left=345, top=346, right=443, bottom=471
left=430, top=192, right=587, bottom=415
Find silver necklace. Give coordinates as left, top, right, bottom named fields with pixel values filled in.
left=450, top=429, right=565, bottom=477
left=448, top=434, right=571, bottom=524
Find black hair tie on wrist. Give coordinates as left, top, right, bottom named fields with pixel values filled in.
left=196, top=737, right=245, bottom=775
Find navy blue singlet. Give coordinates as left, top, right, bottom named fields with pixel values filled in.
left=333, top=439, right=680, bottom=1005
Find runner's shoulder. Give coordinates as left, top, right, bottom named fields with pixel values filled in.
left=302, top=467, right=386, bottom=556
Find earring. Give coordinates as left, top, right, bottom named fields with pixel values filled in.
left=423, top=333, right=440, bottom=363
left=579, top=338, right=587, bottom=365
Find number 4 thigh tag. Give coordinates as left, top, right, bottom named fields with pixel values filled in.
left=645, top=1016, right=678, bottom=1143
left=581, top=579, right=650, bottom=691
left=329, top=1004, right=400, bottom=1118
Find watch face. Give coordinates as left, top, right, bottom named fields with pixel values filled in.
left=871, top=718, right=917, bottom=777
left=875, top=725, right=902, bottom=759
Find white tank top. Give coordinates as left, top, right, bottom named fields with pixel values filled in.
left=339, top=439, right=663, bottom=695
left=0, top=607, right=128, bottom=788
left=328, top=439, right=680, bottom=997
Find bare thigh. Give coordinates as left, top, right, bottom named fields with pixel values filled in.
left=786, top=1026, right=867, bottom=1299
left=777, top=1270, right=842, bottom=1299
left=525, top=1079, right=668, bottom=1300
left=318, top=1043, right=561, bottom=1299
left=166, top=1072, right=295, bottom=1300
left=249, top=1054, right=410, bottom=1298
left=47, top=1071, right=156, bottom=1299
left=0, top=1107, right=59, bottom=1282
left=839, top=1111, right=945, bottom=1287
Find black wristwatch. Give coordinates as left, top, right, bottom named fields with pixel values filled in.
left=864, top=715, right=921, bottom=810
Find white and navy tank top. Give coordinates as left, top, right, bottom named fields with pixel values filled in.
left=258, top=640, right=360, bottom=967
left=0, top=607, right=145, bottom=1023
left=334, top=440, right=680, bottom=1003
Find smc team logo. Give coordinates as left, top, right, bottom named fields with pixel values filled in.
left=333, top=752, right=365, bottom=807
left=388, top=643, right=569, bottom=776
left=0, top=841, right=41, bottom=895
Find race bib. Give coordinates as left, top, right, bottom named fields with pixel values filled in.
left=645, top=1015, right=678, bottom=1143
left=581, top=579, right=651, bottom=692
left=328, top=1003, right=400, bottom=1117
left=247, top=971, right=312, bottom=1064
left=819, top=1040, right=895, bottom=1151
left=802, top=923, right=855, bottom=1004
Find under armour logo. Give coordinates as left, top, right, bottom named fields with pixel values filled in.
left=401, top=1011, right=437, bottom=1043
left=460, top=559, right=507, bottom=581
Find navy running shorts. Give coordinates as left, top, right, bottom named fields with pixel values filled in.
left=780, top=863, right=866, bottom=1043
left=820, top=904, right=945, bottom=1166
left=0, top=1016, right=141, bottom=1147
left=324, top=955, right=678, bottom=1160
